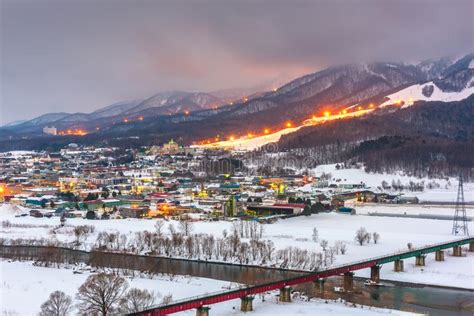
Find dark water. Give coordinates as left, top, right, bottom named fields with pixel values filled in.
left=294, top=277, right=474, bottom=316
left=1, top=245, right=472, bottom=315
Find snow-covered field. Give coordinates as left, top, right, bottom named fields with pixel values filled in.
left=379, top=81, right=474, bottom=108
left=350, top=203, right=474, bottom=218
left=0, top=260, right=417, bottom=316
left=0, top=260, right=231, bottom=315
left=176, top=296, right=417, bottom=316
left=310, top=164, right=474, bottom=203
left=1, top=202, right=473, bottom=289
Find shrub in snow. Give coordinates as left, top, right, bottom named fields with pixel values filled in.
left=319, top=239, right=328, bottom=251
left=372, top=232, right=380, bottom=244
left=354, top=227, right=370, bottom=246
left=161, top=294, right=173, bottom=304
left=312, top=228, right=319, bottom=242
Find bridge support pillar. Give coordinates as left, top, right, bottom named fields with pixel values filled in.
left=196, top=306, right=210, bottom=316
left=435, top=250, right=444, bottom=261
left=313, top=278, right=326, bottom=297
left=453, top=246, right=462, bottom=257
left=394, top=259, right=404, bottom=272
left=279, top=286, right=292, bottom=302
left=415, top=255, right=426, bottom=266
left=343, top=272, right=354, bottom=292
left=240, top=296, right=254, bottom=312
left=469, top=242, right=474, bottom=252
left=370, top=265, right=381, bottom=283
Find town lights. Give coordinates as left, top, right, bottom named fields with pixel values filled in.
left=229, top=136, right=235, bottom=141
left=264, top=128, right=270, bottom=134
left=369, top=103, right=374, bottom=108
left=342, top=109, right=347, bottom=114
left=184, top=111, right=189, bottom=115
left=312, top=115, right=317, bottom=120
left=358, top=106, right=362, bottom=111
left=286, top=122, right=292, bottom=128
left=272, top=87, right=277, bottom=92
left=324, top=111, right=331, bottom=118
left=244, top=98, right=248, bottom=102
left=247, top=133, right=253, bottom=138
left=139, top=116, right=144, bottom=121
left=123, top=118, right=129, bottom=123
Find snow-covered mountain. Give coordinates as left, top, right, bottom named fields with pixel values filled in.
left=90, top=100, right=143, bottom=118
left=3, top=54, right=473, bottom=140
left=23, top=112, right=71, bottom=125
left=122, top=91, right=224, bottom=116
left=205, top=54, right=474, bottom=123
left=381, top=54, right=474, bottom=107
left=217, top=62, right=428, bottom=120
left=7, top=91, right=227, bottom=129
left=1, top=120, right=28, bottom=127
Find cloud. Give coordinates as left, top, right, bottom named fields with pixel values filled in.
left=1, top=0, right=472, bottom=124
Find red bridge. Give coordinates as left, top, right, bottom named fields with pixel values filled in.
left=130, top=237, right=474, bottom=316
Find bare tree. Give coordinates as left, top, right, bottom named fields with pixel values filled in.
left=334, top=240, right=347, bottom=255
left=178, top=220, right=194, bottom=236
left=154, top=220, right=165, bottom=237
left=39, top=291, right=73, bottom=316
left=118, top=288, right=156, bottom=313
left=372, top=232, right=380, bottom=244
left=407, top=242, right=413, bottom=250
left=73, top=225, right=95, bottom=246
left=339, top=242, right=348, bottom=255
left=312, top=227, right=319, bottom=242
left=319, top=239, right=328, bottom=251
left=76, top=273, right=128, bottom=316
left=355, top=227, right=370, bottom=246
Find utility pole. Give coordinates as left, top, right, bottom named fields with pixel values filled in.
left=452, top=174, right=469, bottom=236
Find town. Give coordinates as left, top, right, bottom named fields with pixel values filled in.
left=0, top=140, right=432, bottom=222
left=1, top=142, right=473, bottom=316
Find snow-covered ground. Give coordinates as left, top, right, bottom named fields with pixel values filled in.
left=0, top=260, right=231, bottom=315
left=379, top=81, right=474, bottom=108
left=356, top=250, right=474, bottom=289
left=0, top=260, right=417, bottom=316
left=1, top=203, right=473, bottom=289
left=309, top=163, right=474, bottom=203
left=195, top=109, right=372, bottom=150
left=176, top=296, right=417, bottom=316
left=350, top=203, right=474, bottom=218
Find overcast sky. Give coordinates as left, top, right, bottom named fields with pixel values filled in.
left=1, top=0, right=473, bottom=124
